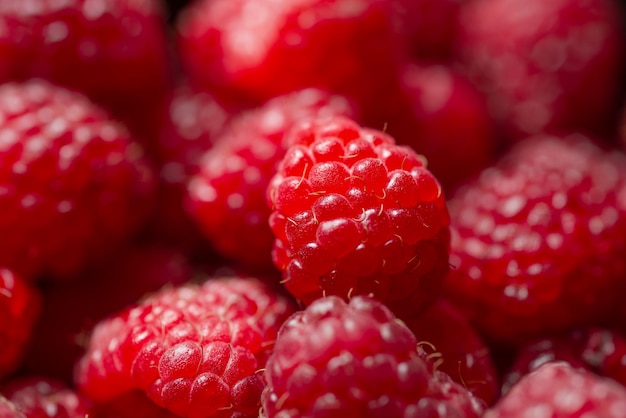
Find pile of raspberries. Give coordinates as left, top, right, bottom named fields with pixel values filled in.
left=2, top=0, right=626, bottom=417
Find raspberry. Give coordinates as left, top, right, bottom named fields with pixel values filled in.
left=22, top=244, right=192, bottom=383
left=384, top=64, right=497, bottom=191
left=407, top=300, right=499, bottom=405
left=457, top=0, right=626, bottom=139
left=502, top=328, right=626, bottom=394
left=485, top=362, right=626, bottom=418
left=76, top=277, right=297, bottom=417
left=0, top=0, right=171, bottom=125
left=0, top=268, right=40, bottom=380
left=445, top=134, right=626, bottom=344
left=0, top=377, right=92, bottom=418
left=268, top=116, right=450, bottom=317
left=187, top=89, right=356, bottom=270
left=262, top=295, right=484, bottom=417
left=0, top=80, right=156, bottom=280
left=152, top=84, right=232, bottom=258
left=176, top=0, right=406, bottom=118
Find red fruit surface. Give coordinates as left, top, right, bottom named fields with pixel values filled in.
left=502, top=328, right=626, bottom=394
left=407, top=300, right=498, bottom=405
left=268, top=116, right=450, bottom=317
left=0, top=396, right=24, bottom=418
left=445, top=134, right=626, bottom=344
left=151, top=85, right=232, bottom=258
left=485, top=362, right=626, bottom=417
left=76, top=277, right=297, bottom=418
left=0, top=377, right=92, bottom=418
left=22, top=244, right=192, bottom=383
left=0, top=269, right=40, bottom=380
left=385, top=63, right=497, bottom=191
left=457, top=0, right=626, bottom=139
left=187, top=89, right=356, bottom=270
left=262, top=295, right=484, bottom=417
left=0, top=0, right=170, bottom=120
left=176, top=0, right=406, bottom=117
left=0, top=80, right=156, bottom=280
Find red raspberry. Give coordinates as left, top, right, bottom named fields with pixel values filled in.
left=485, top=362, right=626, bottom=418
left=187, top=89, right=356, bottom=270
left=384, top=63, right=497, bottom=191
left=0, top=80, right=156, bottom=281
left=456, top=0, right=625, bottom=139
left=268, top=116, right=450, bottom=317
left=76, top=277, right=297, bottom=418
left=0, top=377, right=92, bottom=418
left=22, top=244, right=192, bottom=383
left=445, top=134, right=626, bottom=344
left=0, top=269, right=40, bottom=380
left=502, top=328, right=626, bottom=394
left=152, top=84, right=232, bottom=258
left=0, top=0, right=171, bottom=125
left=407, top=300, right=499, bottom=405
left=262, top=295, right=485, bottom=417
left=176, top=0, right=406, bottom=118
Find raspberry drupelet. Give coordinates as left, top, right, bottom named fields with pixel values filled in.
left=76, top=277, right=297, bottom=418
left=0, top=80, right=155, bottom=281
left=261, top=295, right=485, bottom=418
left=267, top=116, right=450, bottom=317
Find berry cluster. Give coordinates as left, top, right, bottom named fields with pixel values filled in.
left=0, top=0, right=626, bottom=417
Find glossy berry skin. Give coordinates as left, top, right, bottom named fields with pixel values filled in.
left=268, top=117, right=450, bottom=317
left=407, top=300, right=498, bottom=405
left=76, top=277, right=297, bottom=418
left=0, top=0, right=170, bottom=118
left=0, top=80, right=155, bottom=281
left=176, top=0, right=406, bottom=118
left=187, top=89, right=356, bottom=270
left=22, top=244, right=192, bottom=383
left=0, top=377, right=92, bottom=418
left=502, top=328, right=626, bottom=394
left=0, top=268, right=40, bottom=380
left=262, top=295, right=485, bottom=418
left=446, top=135, right=626, bottom=345
left=457, top=0, right=625, bottom=139
left=485, top=362, right=626, bottom=418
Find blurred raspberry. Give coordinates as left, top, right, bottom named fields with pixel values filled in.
left=502, top=328, right=626, bottom=394
left=485, top=362, right=626, bottom=418
left=457, top=0, right=626, bottom=139
left=446, top=134, right=626, bottom=344
left=382, top=63, right=498, bottom=191
left=0, top=0, right=171, bottom=132
left=187, top=89, right=356, bottom=270
left=407, top=300, right=499, bottom=405
left=262, top=295, right=485, bottom=417
left=22, top=244, right=192, bottom=383
left=0, top=269, right=40, bottom=380
left=0, top=80, right=155, bottom=280
left=268, top=116, right=450, bottom=318
left=176, top=0, right=407, bottom=118
left=0, top=377, right=92, bottom=418
left=91, top=391, right=178, bottom=418
left=76, top=277, right=297, bottom=417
